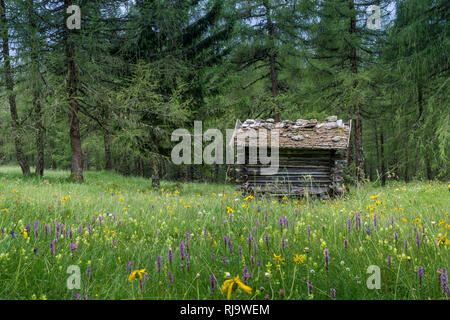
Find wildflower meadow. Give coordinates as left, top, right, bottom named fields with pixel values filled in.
left=0, top=167, right=448, bottom=300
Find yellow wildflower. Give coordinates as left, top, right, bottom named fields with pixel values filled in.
left=221, top=275, right=252, bottom=299
left=226, top=206, right=235, bottom=214
left=272, top=253, right=284, bottom=264
left=128, top=269, right=147, bottom=282
left=437, top=233, right=448, bottom=246
left=293, top=254, right=306, bottom=265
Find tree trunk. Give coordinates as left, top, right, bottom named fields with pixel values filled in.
left=414, top=144, right=420, bottom=178
left=425, top=154, right=432, bottom=181
left=0, top=130, right=3, bottom=162
left=103, top=130, right=112, bottom=171
left=45, top=132, right=56, bottom=169
left=123, top=154, right=130, bottom=176
left=1, top=0, right=30, bottom=177
left=416, top=84, right=431, bottom=180
left=150, top=156, right=160, bottom=188
left=374, top=121, right=381, bottom=182
left=269, top=52, right=280, bottom=122
left=34, top=92, right=45, bottom=177
left=346, top=128, right=353, bottom=173
left=214, top=164, right=220, bottom=183
left=354, top=116, right=364, bottom=180
left=417, top=84, right=424, bottom=123
left=136, top=157, right=144, bottom=176
left=186, top=165, right=193, bottom=182
left=27, top=0, right=44, bottom=177
left=264, top=1, right=280, bottom=122
left=65, top=0, right=83, bottom=182
left=404, top=140, right=409, bottom=183
left=368, top=161, right=374, bottom=182
left=349, top=0, right=364, bottom=181
left=380, top=128, right=386, bottom=187
left=374, top=122, right=380, bottom=177
left=83, top=147, right=89, bottom=171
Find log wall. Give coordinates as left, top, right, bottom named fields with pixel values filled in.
left=236, top=148, right=346, bottom=197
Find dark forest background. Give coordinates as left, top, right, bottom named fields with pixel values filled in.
left=0, top=0, right=448, bottom=186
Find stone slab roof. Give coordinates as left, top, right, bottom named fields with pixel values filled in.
left=232, top=116, right=352, bottom=150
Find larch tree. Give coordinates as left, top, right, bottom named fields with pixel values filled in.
left=1, top=0, right=31, bottom=176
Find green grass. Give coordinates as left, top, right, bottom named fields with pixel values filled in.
left=0, top=166, right=448, bottom=300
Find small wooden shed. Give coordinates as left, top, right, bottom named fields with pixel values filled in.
left=232, top=116, right=351, bottom=197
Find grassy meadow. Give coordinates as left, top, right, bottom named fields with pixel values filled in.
left=0, top=166, right=448, bottom=300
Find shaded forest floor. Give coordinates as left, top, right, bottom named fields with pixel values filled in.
left=0, top=166, right=448, bottom=300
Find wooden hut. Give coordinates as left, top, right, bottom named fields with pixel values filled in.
left=232, top=116, right=351, bottom=197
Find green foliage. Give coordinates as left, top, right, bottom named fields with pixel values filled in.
left=113, top=60, right=192, bottom=157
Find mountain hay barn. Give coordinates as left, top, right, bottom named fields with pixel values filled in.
left=232, top=116, right=351, bottom=197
